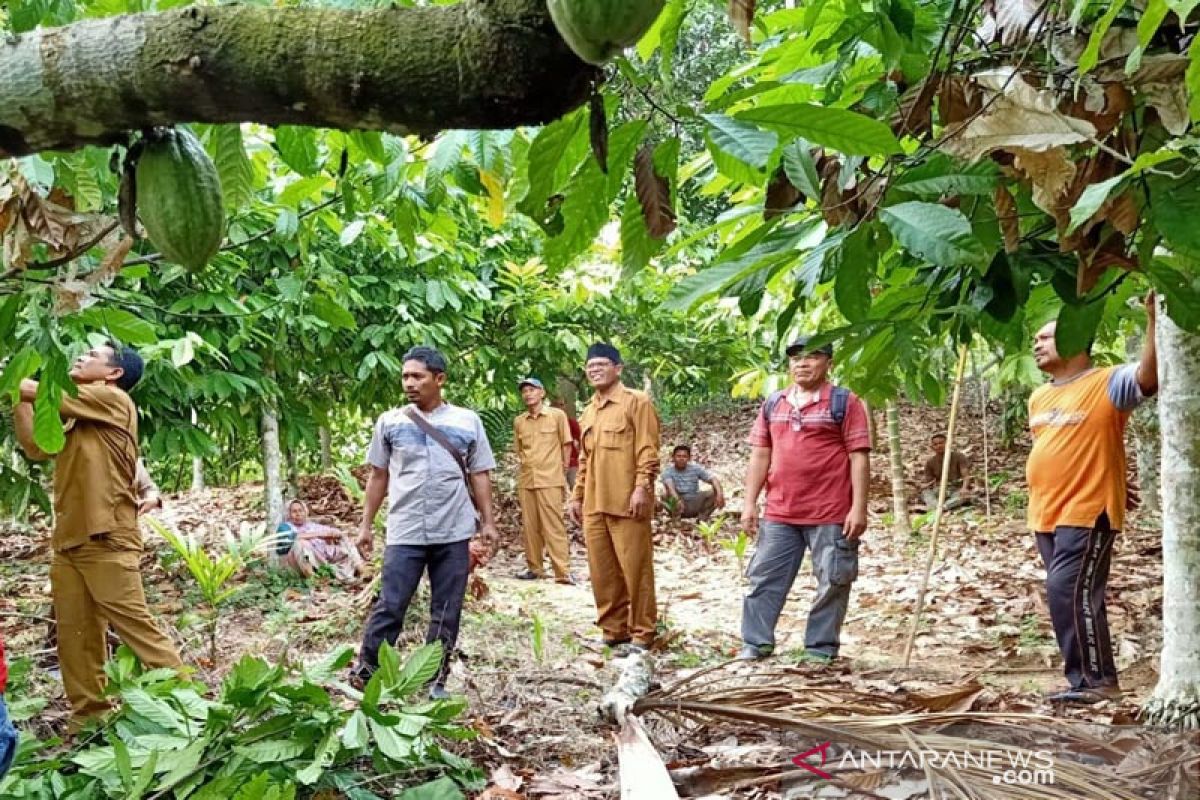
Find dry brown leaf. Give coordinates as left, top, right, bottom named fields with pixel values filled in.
left=940, top=69, right=1097, bottom=162
left=907, top=681, right=985, bottom=712
left=479, top=789, right=524, bottom=800
left=764, top=168, right=802, bottom=221
left=937, top=75, right=981, bottom=128
left=990, top=0, right=1048, bottom=45
left=634, top=144, right=676, bottom=239
left=1106, top=192, right=1139, bottom=236
left=1139, top=82, right=1189, bottom=136
left=892, top=78, right=936, bottom=137
left=729, top=0, right=756, bottom=45
left=840, top=768, right=890, bottom=791
left=1062, top=82, right=1132, bottom=140
left=1011, top=147, right=1076, bottom=214
left=994, top=185, right=1020, bottom=254
left=1130, top=54, right=1189, bottom=85
left=87, top=233, right=135, bottom=287
left=589, top=92, right=608, bottom=174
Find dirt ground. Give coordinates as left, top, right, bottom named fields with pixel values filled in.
left=0, top=398, right=1183, bottom=797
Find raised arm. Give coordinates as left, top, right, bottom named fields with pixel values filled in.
left=12, top=402, right=49, bottom=461
left=1137, top=291, right=1159, bottom=396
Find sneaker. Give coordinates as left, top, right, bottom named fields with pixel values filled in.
left=797, top=650, right=835, bottom=665
left=515, top=570, right=541, bottom=580
left=736, top=644, right=769, bottom=661
left=428, top=683, right=451, bottom=701
left=1047, top=685, right=1121, bottom=704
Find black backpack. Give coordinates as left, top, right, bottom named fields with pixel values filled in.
left=760, top=386, right=851, bottom=441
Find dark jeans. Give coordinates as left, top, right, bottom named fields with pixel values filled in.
left=0, top=694, right=18, bottom=780
left=357, top=540, right=470, bottom=683
left=1036, top=514, right=1118, bottom=690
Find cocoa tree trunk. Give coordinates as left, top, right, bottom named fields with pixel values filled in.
left=190, top=407, right=205, bottom=491
left=319, top=425, right=333, bottom=472
left=0, top=1, right=595, bottom=156
left=1142, top=308, right=1200, bottom=729
left=261, top=392, right=284, bottom=536
left=285, top=444, right=300, bottom=500
left=886, top=400, right=910, bottom=538
left=1126, top=335, right=1161, bottom=515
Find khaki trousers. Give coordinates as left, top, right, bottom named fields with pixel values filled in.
left=518, top=487, right=571, bottom=579
left=51, top=538, right=182, bottom=728
left=583, top=513, right=657, bottom=645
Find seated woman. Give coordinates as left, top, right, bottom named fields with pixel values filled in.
left=277, top=499, right=364, bottom=583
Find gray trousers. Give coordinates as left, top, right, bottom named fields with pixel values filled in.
left=740, top=521, right=859, bottom=657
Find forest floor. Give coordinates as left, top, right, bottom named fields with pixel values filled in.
left=2, top=398, right=1194, bottom=799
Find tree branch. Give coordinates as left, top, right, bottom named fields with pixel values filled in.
left=0, top=0, right=597, bottom=156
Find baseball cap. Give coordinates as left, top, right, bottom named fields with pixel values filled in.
left=518, top=377, right=545, bottom=390
left=785, top=336, right=833, bottom=358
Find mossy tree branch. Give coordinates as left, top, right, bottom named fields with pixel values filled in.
left=0, top=0, right=598, bottom=157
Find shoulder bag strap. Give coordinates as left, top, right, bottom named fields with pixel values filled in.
left=404, top=406, right=477, bottom=506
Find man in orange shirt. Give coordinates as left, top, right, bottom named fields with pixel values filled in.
left=1027, top=295, right=1157, bottom=704
left=569, top=343, right=661, bottom=653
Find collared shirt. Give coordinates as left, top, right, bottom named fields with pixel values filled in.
left=661, top=462, right=714, bottom=497
left=53, top=383, right=140, bottom=552
left=514, top=405, right=571, bottom=489
left=366, top=402, right=496, bottom=546
left=1027, top=365, right=1144, bottom=531
left=573, top=384, right=660, bottom=517
left=747, top=382, right=871, bottom=525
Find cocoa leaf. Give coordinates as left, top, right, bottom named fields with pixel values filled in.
left=729, top=0, right=756, bottom=45
left=764, top=168, right=802, bottom=221
left=994, top=185, right=1020, bottom=254
left=589, top=92, right=608, bottom=174
left=634, top=144, right=676, bottom=239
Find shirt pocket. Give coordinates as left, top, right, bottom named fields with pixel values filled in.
left=599, top=420, right=633, bottom=449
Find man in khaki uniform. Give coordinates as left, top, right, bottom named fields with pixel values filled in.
left=13, top=342, right=182, bottom=730
left=513, top=378, right=575, bottom=584
left=569, top=343, right=661, bottom=652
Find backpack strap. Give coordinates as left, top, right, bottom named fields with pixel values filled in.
left=830, top=386, right=850, bottom=425
left=760, top=390, right=788, bottom=443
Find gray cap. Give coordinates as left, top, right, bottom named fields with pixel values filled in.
left=518, top=377, right=545, bottom=390
left=785, top=337, right=833, bottom=358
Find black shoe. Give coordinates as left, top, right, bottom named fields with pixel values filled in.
left=555, top=573, right=579, bottom=585
left=1047, top=685, right=1121, bottom=704
left=515, top=569, right=541, bottom=580
left=601, top=637, right=632, bottom=649
left=428, top=683, right=451, bottom=701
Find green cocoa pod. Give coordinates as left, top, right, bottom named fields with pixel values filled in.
left=548, top=0, right=666, bottom=65
left=135, top=128, right=225, bottom=271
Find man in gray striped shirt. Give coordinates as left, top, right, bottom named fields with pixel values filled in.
left=661, top=444, right=724, bottom=519
left=352, top=347, right=497, bottom=699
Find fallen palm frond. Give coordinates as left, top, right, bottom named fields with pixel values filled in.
left=634, top=663, right=1200, bottom=799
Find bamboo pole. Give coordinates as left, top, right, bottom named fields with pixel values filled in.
left=902, top=344, right=970, bottom=667
left=973, top=352, right=993, bottom=520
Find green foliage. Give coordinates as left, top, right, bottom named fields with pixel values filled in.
left=148, top=518, right=283, bottom=664
left=0, top=643, right=480, bottom=798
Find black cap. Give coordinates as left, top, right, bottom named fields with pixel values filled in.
left=785, top=337, right=833, bottom=358
left=586, top=342, right=623, bottom=364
